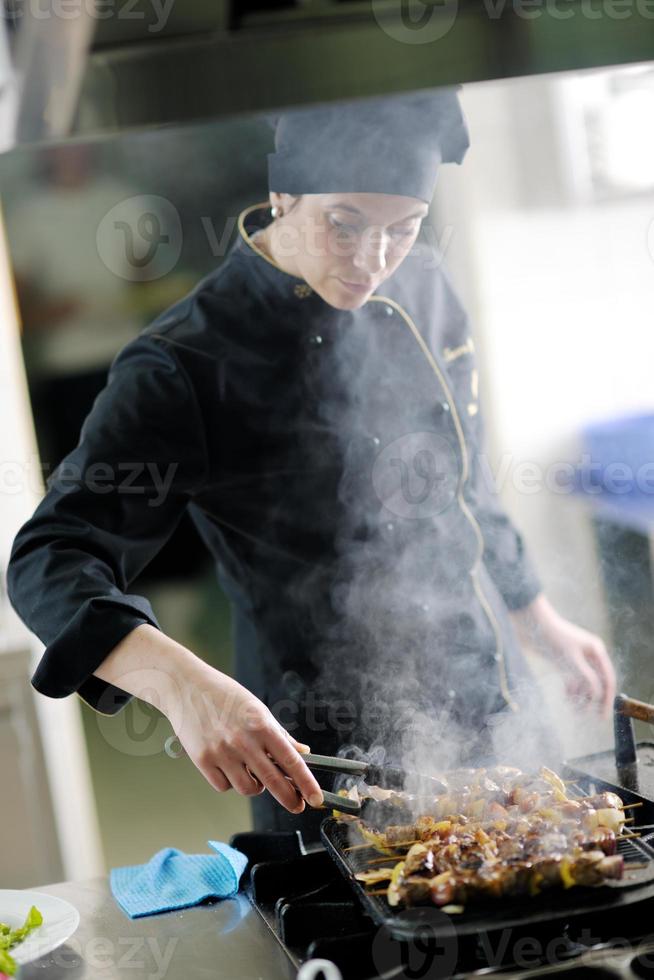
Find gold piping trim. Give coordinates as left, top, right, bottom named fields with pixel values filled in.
left=238, top=201, right=283, bottom=271
left=75, top=690, right=120, bottom=718
left=443, top=338, right=475, bottom=363
left=370, top=295, right=518, bottom=712
left=237, top=201, right=306, bottom=283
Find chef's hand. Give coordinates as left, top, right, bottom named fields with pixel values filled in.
left=509, top=594, right=616, bottom=718
left=93, top=624, right=324, bottom=813
left=172, top=664, right=324, bottom=813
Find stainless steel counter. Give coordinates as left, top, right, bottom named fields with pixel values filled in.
left=20, top=878, right=294, bottom=980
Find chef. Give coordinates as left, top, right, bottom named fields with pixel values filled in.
left=8, top=89, right=615, bottom=841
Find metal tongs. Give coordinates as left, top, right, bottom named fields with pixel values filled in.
left=304, top=752, right=447, bottom=817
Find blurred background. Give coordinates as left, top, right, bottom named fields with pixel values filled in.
left=2, top=9, right=654, bottom=889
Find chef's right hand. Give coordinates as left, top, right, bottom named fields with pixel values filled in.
left=93, top=624, right=324, bottom=814
left=171, top=660, right=324, bottom=813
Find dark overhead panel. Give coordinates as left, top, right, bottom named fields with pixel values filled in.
left=14, top=0, right=654, bottom=142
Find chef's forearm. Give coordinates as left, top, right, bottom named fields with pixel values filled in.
left=93, top=623, right=201, bottom=724
left=93, top=624, right=323, bottom=810
left=508, top=593, right=559, bottom=650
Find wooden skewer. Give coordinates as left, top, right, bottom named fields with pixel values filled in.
left=626, top=862, right=650, bottom=870
left=620, top=802, right=644, bottom=810
left=367, top=888, right=389, bottom=895
left=364, top=856, right=401, bottom=866
left=625, top=817, right=635, bottom=824
left=361, top=848, right=420, bottom=864
left=347, top=839, right=422, bottom=855
left=618, top=831, right=641, bottom=840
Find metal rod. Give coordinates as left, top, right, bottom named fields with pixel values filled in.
left=614, top=693, right=640, bottom=791
left=321, top=789, right=361, bottom=815
left=304, top=753, right=369, bottom=777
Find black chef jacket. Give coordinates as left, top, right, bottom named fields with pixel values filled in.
left=8, top=202, right=548, bottom=836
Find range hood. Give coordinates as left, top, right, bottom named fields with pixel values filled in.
left=4, top=0, right=654, bottom=146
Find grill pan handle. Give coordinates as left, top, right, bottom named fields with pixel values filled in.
left=615, top=694, right=654, bottom=724
left=614, top=693, right=654, bottom=790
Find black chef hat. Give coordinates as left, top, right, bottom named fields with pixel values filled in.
left=267, top=87, right=469, bottom=204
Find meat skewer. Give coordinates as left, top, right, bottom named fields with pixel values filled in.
left=390, top=851, right=625, bottom=908
left=343, top=765, right=638, bottom=910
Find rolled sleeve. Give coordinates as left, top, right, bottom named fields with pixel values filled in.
left=7, top=330, right=209, bottom=714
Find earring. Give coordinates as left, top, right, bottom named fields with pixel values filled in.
left=271, top=205, right=283, bottom=219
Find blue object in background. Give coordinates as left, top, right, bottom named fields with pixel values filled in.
left=581, top=413, right=654, bottom=495
left=110, top=840, right=248, bottom=919
left=573, top=413, right=654, bottom=534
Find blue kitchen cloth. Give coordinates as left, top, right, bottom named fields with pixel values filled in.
left=109, top=840, right=248, bottom=918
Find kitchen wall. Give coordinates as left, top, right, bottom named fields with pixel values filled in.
left=0, top=205, right=104, bottom=885
left=435, top=67, right=654, bottom=756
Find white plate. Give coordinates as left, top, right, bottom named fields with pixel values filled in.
left=0, top=890, right=79, bottom=968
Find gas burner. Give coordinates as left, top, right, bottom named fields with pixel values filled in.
left=230, top=710, right=654, bottom=979
left=231, top=719, right=654, bottom=980
left=230, top=829, right=654, bottom=979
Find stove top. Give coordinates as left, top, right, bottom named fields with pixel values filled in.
left=229, top=830, right=654, bottom=980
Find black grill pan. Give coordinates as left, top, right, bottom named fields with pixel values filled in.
left=320, top=773, right=654, bottom=942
